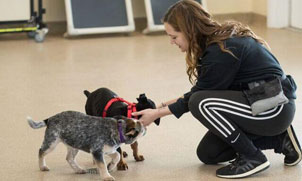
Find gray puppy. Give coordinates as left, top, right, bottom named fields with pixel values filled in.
left=27, top=111, right=146, bottom=181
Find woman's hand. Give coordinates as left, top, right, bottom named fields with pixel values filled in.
left=132, top=108, right=160, bottom=127
left=132, top=106, right=172, bottom=127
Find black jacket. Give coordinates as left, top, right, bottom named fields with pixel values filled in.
left=169, top=37, right=297, bottom=118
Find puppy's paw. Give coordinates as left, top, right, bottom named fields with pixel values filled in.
left=86, top=168, right=99, bottom=174
left=103, top=175, right=115, bottom=181
left=75, top=169, right=87, bottom=174
left=134, top=155, right=145, bottom=162
left=40, top=166, right=50, bottom=171
left=117, top=161, right=128, bottom=171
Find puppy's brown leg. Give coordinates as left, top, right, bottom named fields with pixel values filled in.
left=116, top=147, right=128, bottom=170
left=92, top=150, right=115, bottom=181
left=66, top=147, right=86, bottom=174
left=39, top=137, right=60, bottom=171
left=131, top=141, right=144, bottom=161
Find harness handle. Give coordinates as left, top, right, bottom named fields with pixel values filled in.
left=103, top=97, right=138, bottom=119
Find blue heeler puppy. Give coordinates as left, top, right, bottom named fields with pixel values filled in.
left=27, top=111, right=146, bottom=181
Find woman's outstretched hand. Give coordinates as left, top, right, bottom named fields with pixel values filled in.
left=132, top=108, right=160, bottom=127
left=133, top=106, right=172, bottom=127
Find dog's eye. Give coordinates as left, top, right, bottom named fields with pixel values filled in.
left=126, top=130, right=139, bottom=138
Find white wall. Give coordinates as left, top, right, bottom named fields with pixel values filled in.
left=207, top=0, right=253, bottom=15
left=42, top=0, right=66, bottom=22
left=132, top=0, right=146, bottom=18
left=28, top=0, right=268, bottom=22
left=253, top=0, right=267, bottom=16
left=290, top=0, right=302, bottom=29
left=207, top=0, right=267, bottom=16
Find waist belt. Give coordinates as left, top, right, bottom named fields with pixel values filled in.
left=230, top=75, right=286, bottom=91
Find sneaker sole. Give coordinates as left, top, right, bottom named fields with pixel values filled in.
left=285, top=125, right=302, bottom=166
left=216, top=161, right=270, bottom=179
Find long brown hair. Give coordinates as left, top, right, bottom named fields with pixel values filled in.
left=163, top=0, right=269, bottom=84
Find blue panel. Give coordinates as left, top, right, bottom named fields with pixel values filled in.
left=150, top=0, right=202, bottom=25
left=70, top=0, right=128, bottom=28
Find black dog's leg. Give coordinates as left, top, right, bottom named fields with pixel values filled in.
left=116, top=147, right=129, bottom=170
left=117, top=147, right=128, bottom=157
left=131, top=141, right=145, bottom=161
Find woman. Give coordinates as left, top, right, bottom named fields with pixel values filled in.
left=132, top=0, right=301, bottom=179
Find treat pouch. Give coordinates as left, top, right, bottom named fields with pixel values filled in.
left=243, top=78, right=289, bottom=116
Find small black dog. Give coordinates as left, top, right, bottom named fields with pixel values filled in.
left=84, top=87, right=160, bottom=170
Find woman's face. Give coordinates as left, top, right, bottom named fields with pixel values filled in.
left=164, top=23, right=188, bottom=52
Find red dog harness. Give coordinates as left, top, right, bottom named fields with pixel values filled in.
left=102, top=97, right=138, bottom=119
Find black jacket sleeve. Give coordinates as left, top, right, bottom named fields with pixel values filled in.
left=169, top=45, right=240, bottom=118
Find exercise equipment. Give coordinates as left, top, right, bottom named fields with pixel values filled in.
left=0, top=0, right=48, bottom=42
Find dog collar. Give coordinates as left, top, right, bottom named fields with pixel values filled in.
left=103, top=97, right=138, bottom=119
left=117, top=121, right=126, bottom=143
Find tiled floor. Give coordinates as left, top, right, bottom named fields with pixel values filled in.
left=0, top=19, right=301, bottom=181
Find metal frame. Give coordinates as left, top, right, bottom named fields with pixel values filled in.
left=64, top=0, right=135, bottom=36
left=143, top=0, right=207, bottom=34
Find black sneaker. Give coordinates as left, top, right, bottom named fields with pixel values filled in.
left=282, top=125, right=302, bottom=166
left=216, top=150, right=270, bottom=179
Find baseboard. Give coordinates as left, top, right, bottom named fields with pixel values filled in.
left=46, top=21, right=66, bottom=35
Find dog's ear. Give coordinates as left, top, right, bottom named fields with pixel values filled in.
left=147, top=99, right=156, bottom=109
left=136, top=93, right=147, bottom=103
left=84, top=90, right=91, bottom=98
left=154, top=118, right=160, bottom=126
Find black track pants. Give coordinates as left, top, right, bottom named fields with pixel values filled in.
left=188, top=90, right=295, bottom=164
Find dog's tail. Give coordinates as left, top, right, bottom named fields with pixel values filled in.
left=27, top=116, right=47, bottom=129
left=84, top=90, right=91, bottom=97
